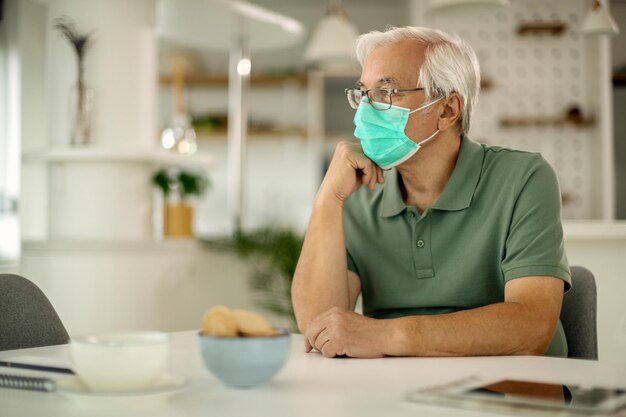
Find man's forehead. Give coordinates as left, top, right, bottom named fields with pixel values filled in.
left=358, top=68, right=417, bottom=88
left=359, top=40, right=425, bottom=87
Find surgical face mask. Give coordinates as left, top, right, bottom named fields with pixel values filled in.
left=353, top=97, right=442, bottom=169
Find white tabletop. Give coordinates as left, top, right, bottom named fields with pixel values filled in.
left=1, top=331, right=625, bottom=417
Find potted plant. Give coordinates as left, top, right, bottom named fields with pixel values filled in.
left=152, top=168, right=210, bottom=237
left=229, top=227, right=304, bottom=332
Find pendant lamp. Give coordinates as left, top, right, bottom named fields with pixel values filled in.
left=304, top=1, right=359, bottom=69
left=581, top=0, right=620, bottom=36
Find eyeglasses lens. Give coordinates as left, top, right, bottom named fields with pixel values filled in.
left=368, top=89, right=392, bottom=110
left=346, top=88, right=393, bottom=110
left=346, top=89, right=361, bottom=109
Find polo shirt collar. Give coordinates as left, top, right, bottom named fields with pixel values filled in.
left=380, top=169, right=406, bottom=217
left=380, top=135, right=484, bottom=217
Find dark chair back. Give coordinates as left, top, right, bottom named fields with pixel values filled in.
left=0, top=274, right=69, bottom=351
left=560, top=266, right=598, bottom=360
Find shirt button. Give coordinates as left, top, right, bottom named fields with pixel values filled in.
left=408, top=211, right=415, bottom=218
left=416, top=239, right=425, bottom=248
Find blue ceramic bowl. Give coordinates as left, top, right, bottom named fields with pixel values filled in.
left=198, top=328, right=290, bottom=388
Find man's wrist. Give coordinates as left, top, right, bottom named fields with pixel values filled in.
left=374, top=318, right=401, bottom=356
left=315, top=188, right=347, bottom=211
left=380, top=317, right=420, bottom=357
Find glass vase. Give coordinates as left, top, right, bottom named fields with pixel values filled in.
left=70, top=65, right=93, bottom=146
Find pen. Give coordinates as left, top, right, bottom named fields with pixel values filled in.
left=0, top=360, right=75, bottom=375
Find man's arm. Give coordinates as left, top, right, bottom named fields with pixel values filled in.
left=386, top=276, right=564, bottom=356
left=291, top=142, right=381, bottom=333
left=305, top=276, right=564, bottom=357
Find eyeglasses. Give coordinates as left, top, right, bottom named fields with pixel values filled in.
left=344, top=87, right=425, bottom=111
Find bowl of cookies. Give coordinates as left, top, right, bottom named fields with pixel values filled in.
left=198, top=306, right=290, bottom=388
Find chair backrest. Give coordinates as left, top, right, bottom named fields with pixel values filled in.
left=0, top=274, right=69, bottom=351
left=560, top=266, right=598, bottom=360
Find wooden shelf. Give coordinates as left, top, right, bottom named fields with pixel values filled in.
left=517, top=22, right=567, bottom=36
left=499, top=115, right=595, bottom=128
left=159, top=73, right=308, bottom=87
left=196, top=127, right=308, bottom=140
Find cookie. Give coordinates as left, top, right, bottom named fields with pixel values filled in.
left=232, top=309, right=278, bottom=337
left=201, top=305, right=238, bottom=337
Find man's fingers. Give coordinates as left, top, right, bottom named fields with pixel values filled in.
left=313, top=329, right=331, bottom=352
left=304, top=336, right=313, bottom=353
left=304, top=316, right=327, bottom=352
left=355, top=158, right=378, bottom=191
left=304, top=327, right=317, bottom=352
left=321, top=341, right=338, bottom=358
left=367, top=163, right=378, bottom=190
left=377, top=166, right=384, bottom=183
left=361, top=172, right=372, bottom=190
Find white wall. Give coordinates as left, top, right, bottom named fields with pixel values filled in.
left=18, top=0, right=47, bottom=241
left=1, top=0, right=48, bottom=244
left=0, top=0, right=23, bottom=262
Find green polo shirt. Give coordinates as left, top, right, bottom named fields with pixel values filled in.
left=344, top=135, right=571, bottom=357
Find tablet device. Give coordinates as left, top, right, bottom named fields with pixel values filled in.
left=406, top=376, right=626, bottom=415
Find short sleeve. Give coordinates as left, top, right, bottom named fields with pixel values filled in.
left=501, top=155, right=571, bottom=291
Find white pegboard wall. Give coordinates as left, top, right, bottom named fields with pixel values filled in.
left=422, top=0, right=603, bottom=220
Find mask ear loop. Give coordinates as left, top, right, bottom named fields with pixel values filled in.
left=408, top=96, right=444, bottom=114
left=409, top=96, right=445, bottom=146
left=416, top=129, right=440, bottom=146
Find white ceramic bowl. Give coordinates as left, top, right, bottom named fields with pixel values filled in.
left=70, top=331, right=170, bottom=391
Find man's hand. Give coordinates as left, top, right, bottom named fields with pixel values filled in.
left=319, top=141, right=384, bottom=205
left=303, top=307, right=389, bottom=358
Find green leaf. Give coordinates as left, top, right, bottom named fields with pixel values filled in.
left=151, top=168, right=211, bottom=198
left=152, top=170, right=171, bottom=196
left=227, top=227, right=304, bottom=324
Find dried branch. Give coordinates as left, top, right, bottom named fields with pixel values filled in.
left=53, top=16, right=92, bottom=61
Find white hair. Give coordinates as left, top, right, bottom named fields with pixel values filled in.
left=355, top=26, right=480, bottom=135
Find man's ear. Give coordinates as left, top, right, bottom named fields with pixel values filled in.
left=437, top=93, right=463, bottom=132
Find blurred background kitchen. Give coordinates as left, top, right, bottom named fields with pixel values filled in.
left=0, top=0, right=625, bottom=360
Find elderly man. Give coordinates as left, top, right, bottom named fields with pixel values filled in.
left=291, top=26, right=571, bottom=358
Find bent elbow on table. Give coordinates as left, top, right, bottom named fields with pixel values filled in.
left=508, top=310, right=559, bottom=356
left=504, top=276, right=565, bottom=356
left=292, top=270, right=361, bottom=334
